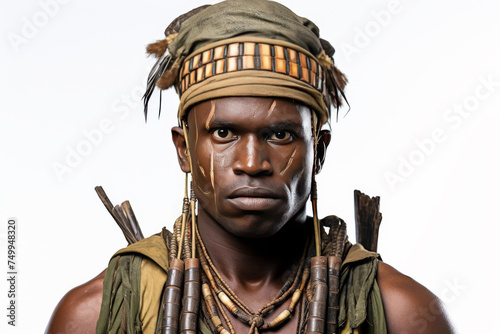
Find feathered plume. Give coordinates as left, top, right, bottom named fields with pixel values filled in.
left=142, top=5, right=212, bottom=121
left=143, top=51, right=172, bottom=120
left=319, top=38, right=349, bottom=121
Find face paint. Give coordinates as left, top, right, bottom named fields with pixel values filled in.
left=196, top=183, right=211, bottom=195
left=266, top=100, right=277, bottom=119
left=210, top=150, right=215, bottom=190
left=279, top=148, right=297, bottom=176
left=194, top=108, right=200, bottom=146
left=185, top=97, right=315, bottom=238
left=198, top=163, right=206, bottom=177
left=205, top=100, right=216, bottom=131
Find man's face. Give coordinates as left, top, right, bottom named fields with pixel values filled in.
left=175, top=97, right=317, bottom=238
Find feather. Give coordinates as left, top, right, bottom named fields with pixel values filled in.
left=325, top=66, right=349, bottom=121
left=320, top=38, right=336, bottom=58
left=142, top=53, right=172, bottom=121
left=156, top=57, right=182, bottom=89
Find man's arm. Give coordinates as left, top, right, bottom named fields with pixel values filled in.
left=45, top=270, right=106, bottom=334
left=377, top=262, right=455, bottom=333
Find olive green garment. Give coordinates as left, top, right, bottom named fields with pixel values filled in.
left=96, top=228, right=387, bottom=333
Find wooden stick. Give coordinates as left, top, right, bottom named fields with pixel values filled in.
left=112, top=205, right=136, bottom=244
left=95, top=186, right=144, bottom=245
left=121, top=200, right=144, bottom=241
left=353, top=190, right=382, bottom=252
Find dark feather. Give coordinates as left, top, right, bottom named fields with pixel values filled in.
left=143, top=54, right=172, bottom=121
left=320, top=38, right=336, bottom=58
left=156, top=58, right=182, bottom=89
left=325, top=66, right=349, bottom=121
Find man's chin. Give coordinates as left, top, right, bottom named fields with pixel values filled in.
left=222, top=218, right=285, bottom=240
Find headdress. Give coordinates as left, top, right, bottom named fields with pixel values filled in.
left=143, top=0, right=347, bottom=127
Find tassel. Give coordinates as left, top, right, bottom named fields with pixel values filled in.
left=146, top=39, right=170, bottom=58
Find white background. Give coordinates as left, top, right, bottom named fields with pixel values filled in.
left=1, top=0, right=499, bottom=333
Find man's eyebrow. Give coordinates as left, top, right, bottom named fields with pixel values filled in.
left=206, top=119, right=236, bottom=129
left=268, top=121, right=304, bottom=132
left=207, top=119, right=304, bottom=131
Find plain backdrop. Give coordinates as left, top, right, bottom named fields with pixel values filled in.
left=1, top=0, right=499, bottom=333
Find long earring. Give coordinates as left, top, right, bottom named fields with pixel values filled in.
left=310, top=112, right=322, bottom=257
left=180, top=120, right=201, bottom=334
left=304, top=112, right=328, bottom=333
left=160, top=173, right=189, bottom=333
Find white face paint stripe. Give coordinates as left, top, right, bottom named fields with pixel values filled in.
left=266, top=100, right=277, bottom=118
left=205, top=100, right=216, bottom=131
left=196, top=183, right=211, bottom=195
left=210, top=151, right=215, bottom=190
left=280, top=148, right=297, bottom=176
left=194, top=108, right=200, bottom=146
left=198, top=163, right=206, bottom=177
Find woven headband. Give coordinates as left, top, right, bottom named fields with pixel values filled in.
left=179, top=39, right=323, bottom=96
left=143, top=0, right=347, bottom=126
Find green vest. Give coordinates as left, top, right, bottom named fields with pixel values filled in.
left=96, top=230, right=387, bottom=333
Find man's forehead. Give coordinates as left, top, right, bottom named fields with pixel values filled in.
left=189, top=97, right=313, bottom=128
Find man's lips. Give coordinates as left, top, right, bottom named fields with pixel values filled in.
left=227, top=187, right=281, bottom=211
left=228, top=187, right=281, bottom=199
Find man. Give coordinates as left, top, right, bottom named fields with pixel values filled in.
left=46, top=1, right=454, bottom=333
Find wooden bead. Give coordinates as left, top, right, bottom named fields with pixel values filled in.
left=161, top=259, right=185, bottom=334
left=181, top=259, right=200, bottom=334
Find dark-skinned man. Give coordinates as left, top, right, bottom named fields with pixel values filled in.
left=46, top=1, right=455, bottom=333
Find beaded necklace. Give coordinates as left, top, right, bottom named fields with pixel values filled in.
left=196, top=227, right=312, bottom=334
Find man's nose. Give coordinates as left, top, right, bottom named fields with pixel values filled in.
left=232, top=135, right=272, bottom=176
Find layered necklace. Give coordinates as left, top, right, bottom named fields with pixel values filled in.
left=196, top=228, right=311, bottom=334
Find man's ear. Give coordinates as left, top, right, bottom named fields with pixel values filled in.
left=315, top=130, right=331, bottom=174
left=171, top=126, right=191, bottom=173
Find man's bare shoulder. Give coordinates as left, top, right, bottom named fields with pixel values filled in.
left=377, top=261, right=455, bottom=333
left=45, top=269, right=106, bottom=334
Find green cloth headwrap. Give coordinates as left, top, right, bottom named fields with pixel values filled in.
left=163, top=0, right=335, bottom=125
left=168, top=0, right=322, bottom=59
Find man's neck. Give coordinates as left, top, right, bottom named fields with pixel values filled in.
left=196, top=209, right=310, bottom=306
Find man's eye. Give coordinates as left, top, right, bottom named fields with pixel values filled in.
left=269, top=131, right=292, bottom=142
left=213, top=128, right=235, bottom=140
